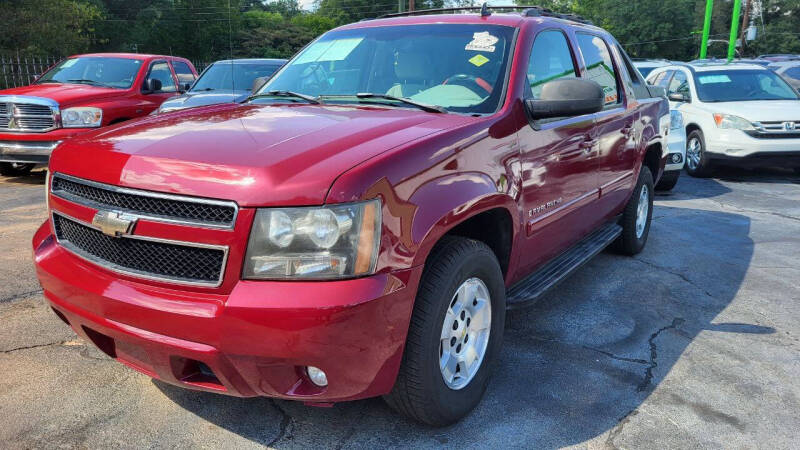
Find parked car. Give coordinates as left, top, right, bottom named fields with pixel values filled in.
left=157, top=59, right=286, bottom=114
left=0, top=53, right=197, bottom=176
left=656, top=110, right=687, bottom=190
left=758, top=54, right=800, bottom=62
left=632, top=59, right=671, bottom=78
left=689, top=58, right=771, bottom=67
left=646, top=62, right=800, bottom=176
left=646, top=68, right=687, bottom=190
left=33, top=7, right=668, bottom=426
left=768, top=61, right=800, bottom=91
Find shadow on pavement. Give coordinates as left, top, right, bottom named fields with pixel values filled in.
left=155, top=205, right=761, bottom=448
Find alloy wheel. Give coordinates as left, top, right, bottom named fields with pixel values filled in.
left=635, top=184, right=649, bottom=239
left=686, top=137, right=701, bottom=171
left=439, top=277, right=492, bottom=390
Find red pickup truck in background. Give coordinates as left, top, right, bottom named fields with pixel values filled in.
left=33, top=8, right=668, bottom=426
left=0, top=53, right=197, bottom=176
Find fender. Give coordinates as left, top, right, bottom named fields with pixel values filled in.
left=404, top=173, right=520, bottom=269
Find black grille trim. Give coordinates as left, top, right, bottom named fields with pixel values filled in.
left=52, top=212, right=228, bottom=287
left=51, top=173, right=238, bottom=229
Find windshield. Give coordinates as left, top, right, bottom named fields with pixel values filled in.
left=258, top=24, right=515, bottom=114
left=694, top=70, right=799, bottom=102
left=36, top=57, right=143, bottom=89
left=192, top=62, right=282, bottom=92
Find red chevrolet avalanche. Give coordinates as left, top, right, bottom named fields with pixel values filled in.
left=0, top=53, right=197, bottom=176
left=33, top=8, right=668, bottom=425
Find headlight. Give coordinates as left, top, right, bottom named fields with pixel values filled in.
left=713, top=113, right=754, bottom=130
left=670, top=110, right=684, bottom=130
left=243, top=199, right=381, bottom=280
left=62, top=107, right=102, bottom=128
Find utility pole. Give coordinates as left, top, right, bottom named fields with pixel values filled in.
left=739, top=0, right=752, bottom=52
left=409, top=0, right=414, bottom=12
left=699, top=0, right=713, bottom=59
left=727, top=0, right=743, bottom=61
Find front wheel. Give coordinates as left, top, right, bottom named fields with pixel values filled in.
left=0, top=162, right=35, bottom=177
left=613, top=166, right=654, bottom=255
left=685, top=130, right=714, bottom=178
left=384, top=236, right=505, bottom=426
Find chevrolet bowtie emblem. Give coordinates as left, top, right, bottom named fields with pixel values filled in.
left=92, top=211, right=137, bottom=237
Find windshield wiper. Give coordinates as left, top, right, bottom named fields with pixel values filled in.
left=246, top=90, right=320, bottom=104
left=352, top=93, right=446, bottom=113
left=36, top=80, right=62, bottom=84
left=67, top=79, right=113, bottom=88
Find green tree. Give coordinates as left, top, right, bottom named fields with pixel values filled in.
left=0, top=0, right=102, bottom=55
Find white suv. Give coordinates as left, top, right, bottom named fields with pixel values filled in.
left=646, top=63, right=800, bottom=177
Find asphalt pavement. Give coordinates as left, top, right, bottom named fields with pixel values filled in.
left=1, top=167, right=798, bottom=449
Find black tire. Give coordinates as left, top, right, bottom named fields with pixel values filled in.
left=655, top=169, right=680, bottom=191
left=0, top=162, right=35, bottom=177
left=685, top=129, right=714, bottom=178
left=612, top=166, right=654, bottom=256
left=384, top=236, right=505, bottom=426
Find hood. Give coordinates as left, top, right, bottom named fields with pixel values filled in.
left=51, top=103, right=471, bottom=206
left=700, top=100, right=800, bottom=122
left=0, top=83, right=125, bottom=107
left=159, top=90, right=247, bottom=112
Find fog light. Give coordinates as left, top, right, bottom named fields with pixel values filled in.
left=671, top=153, right=682, bottom=164
left=306, top=366, right=328, bottom=387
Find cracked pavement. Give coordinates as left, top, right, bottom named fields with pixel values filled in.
left=1, top=167, right=799, bottom=449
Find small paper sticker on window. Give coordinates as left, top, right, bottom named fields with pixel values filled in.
left=469, top=54, right=490, bottom=67
left=698, top=74, right=731, bottom=84
left=465, top=32, right=499, bottom=52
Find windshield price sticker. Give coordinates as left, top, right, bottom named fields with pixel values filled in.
left=698, top=74, right=731, bottom=84
left=465, top=32, right=499, bottom=52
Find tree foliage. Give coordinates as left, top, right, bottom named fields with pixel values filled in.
left=2, top=0, right=799, bottom=63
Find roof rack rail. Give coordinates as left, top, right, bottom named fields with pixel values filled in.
left=380, top=3, right=593, bottom=24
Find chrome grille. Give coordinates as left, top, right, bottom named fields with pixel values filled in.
left=0, top=100, right=57, bottom=132
left=748, top=120, right=800, bottom=139
left=51, top=173, right=238, bottom=229
left=52, top=213, right=227, bottom=286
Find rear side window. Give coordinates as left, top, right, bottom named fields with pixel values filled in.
left=172, top=61, right=196, bottom=85
left=785, top=67, right=800, bottom=80
left=576, top=33, right=620, bottom=106
left=526, top=30, right=577, bottom=99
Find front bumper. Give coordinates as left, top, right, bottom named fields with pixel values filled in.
left=665, top=128, right=687, bottom=172
left=705, top=129, right=800, bottom=167
left=0, top=140, right=60, bottom=164
left=0, top=129, right=90, bottom=164
left=33, top=221, right=422, bottom=402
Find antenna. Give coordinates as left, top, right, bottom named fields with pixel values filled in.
left=480, top=2, right=491, bottom=17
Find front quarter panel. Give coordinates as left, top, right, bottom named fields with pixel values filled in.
left=326, top=116, right=522, bottom=280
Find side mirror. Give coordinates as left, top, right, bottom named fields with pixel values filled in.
left=251, top=76, right=269, bottom=94
left=525, top=78, right=605, bottom=120
left=668, top=92, right=689, bottom=103
left=180, top=82, right=192, bottom=93
left=143, top=78, right=162, bottom=93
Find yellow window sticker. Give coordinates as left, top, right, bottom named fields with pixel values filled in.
left=469, top=54, right=490, bottom=67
